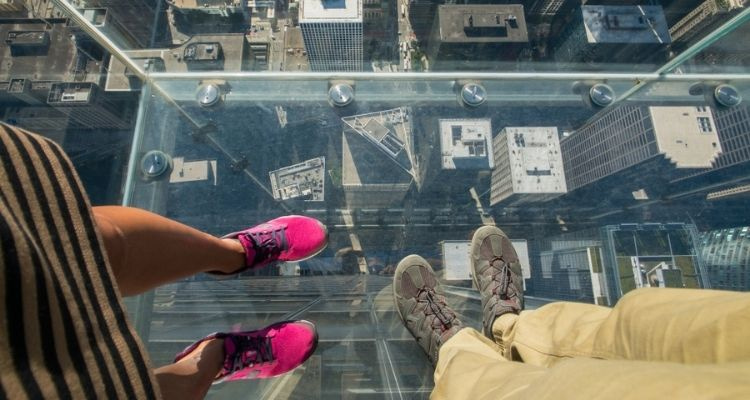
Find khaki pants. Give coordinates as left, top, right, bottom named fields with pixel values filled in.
left=433, top=288, right=750, bottom=399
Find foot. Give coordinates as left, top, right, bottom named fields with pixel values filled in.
left=174, top=320, right=318, bottom=383
left=216, top=215, right=328, bottom=274
left=393, top=255, right=463, bottom=365
left=470, top=226, right=524, bottom=339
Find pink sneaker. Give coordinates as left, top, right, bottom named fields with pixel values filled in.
left=174, top=320, right=318, bottom=383
left=216, top=215, right=328, bottom=274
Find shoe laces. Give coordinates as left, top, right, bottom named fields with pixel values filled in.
left=247, top=227, right=287, bottom=264
left=226, top=335, right=275, bottom=373
left=489, top=257, right=516, bottom=301
left=416, top=288, right=457, bottom=332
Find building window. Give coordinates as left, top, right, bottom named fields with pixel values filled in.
left=697, top=117, right=713, bottom=133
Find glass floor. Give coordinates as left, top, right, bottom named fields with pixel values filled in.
left=2, top=0, right=750, bottom=398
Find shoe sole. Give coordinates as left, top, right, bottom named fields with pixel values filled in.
left=392, top=254, right=432, bottom=325
left=469, top=225, right=511, bottom=293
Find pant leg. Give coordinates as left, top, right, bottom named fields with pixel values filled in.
left=433, top=327, right=750, bottom=400
left=432, top=328, right=546, bottom=400
left=492, top=287, right=750, bottom=367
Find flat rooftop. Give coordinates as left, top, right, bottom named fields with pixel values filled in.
left=439, top=119, right=493, bottom=170
left=649, top=106, right=722, bottom=168
left=500, top=126, right=567, bottom=194
left=582, top=5, right=671, bottom=44
left=0, top=19, right=102, bottom=84
left=168, top=0, right=244, bottom=9
left=300, top=0, right=362, bottom=22
left=436, top=4, right=528, bottom=43
left=269, top=157, right=326, bottom=201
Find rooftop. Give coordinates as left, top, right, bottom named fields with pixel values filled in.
left=439, top=118, right=493, bottom=170
left=299, top=0, right=362, bottom=22
left=504, top=126, right=566, bottom=192
left=649, top=106, right=723, bottom=168
left=341, top=108, right=417, bottom=180
left=0, top=19, right=103, bottom=84
left=269, top=157, right=326, bottom=201
left=436, top=4, right=528, bottom=43
left=582, top=5, right=672, bottom=44
left=168, top=0, right=245, bottom=9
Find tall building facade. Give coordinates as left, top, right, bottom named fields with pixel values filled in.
left=491, top=126, right=567, bottom=206
left=561, top=106, right=723, bottom=197
left=0, top=0, right=25, bottom=12
left=700, top=227, right=750, bottom=291
left=300, top=0, right=363, bottom=71
left=85, top=0, right=160, bottom=48
left=341, top=108, right=416, bottom=207
left=669, top=0, right=746, bottom=47
left=528, top=0, right=570, bottom=17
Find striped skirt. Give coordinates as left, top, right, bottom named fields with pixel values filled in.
left=0, top=123, right=160, bottom=399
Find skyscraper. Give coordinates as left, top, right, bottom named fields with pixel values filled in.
left=669, top=0, right=746, bottom=49
left=341, top=108, right=416, bottom=207
left=47, top=82, right=135, bottom=130
left=439, top=118, right=494, bottom=170
left=491, top=126, right=567, bottom=206
left=0, top=0, right=25, bottom=13
left=600, top=223, right=707, bottom=304
left=300, top=0, right=363, bottom=71
left=0, top=18, right=137, bottom=130
left=426, top=4, right=528, bottom=70
left=85, top=0, right=161, bottom=48
left=672, top=105, right=750, bottom=184
left=553, top=5, right=671, bottom=67
left=561, top=106, right=723, bottom=200
left=699, top=227, right=750, bottom=291
left=528, top=0, right=571, bottom=17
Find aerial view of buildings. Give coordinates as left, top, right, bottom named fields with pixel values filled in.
left=1, top=0, right=749, bottom=394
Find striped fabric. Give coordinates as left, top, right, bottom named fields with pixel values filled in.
left=0, top=124, right=160, bottom=399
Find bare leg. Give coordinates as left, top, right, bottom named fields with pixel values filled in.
left=93, top=206, right=246, bottom=296
left=155, top=339, right=224, bottom=400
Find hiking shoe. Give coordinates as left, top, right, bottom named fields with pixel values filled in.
left=174, top=320, right=318, bottom=383
left=393, top=255, right=463, bottom=365
left=215, top=215, right=328, bottom=275
left=470, top=226, right=524, bottom=339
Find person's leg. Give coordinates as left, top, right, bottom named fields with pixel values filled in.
left=157, top=319, right=318, bottom=399
left=93, top=206, right=246, bottom=296
left=154, top=339, right=224, bottom=400
left=490, top=301, right=612, bottom=367
left=469, top=225, right=750, bottom=367
left=432, top=328, right=546, bottom=400
left=491, top=287, right=750, bottom=368
left=94, top=206, right=329, bottom=297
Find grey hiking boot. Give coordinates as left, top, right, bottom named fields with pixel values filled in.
left=470, top=226, right=524, bottom=339
left=393, top=255, right=463, bottom=365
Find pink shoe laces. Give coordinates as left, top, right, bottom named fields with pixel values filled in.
left=221, top=334, right=276, bottom=378
left=243, top=225, right=288, bottom=267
